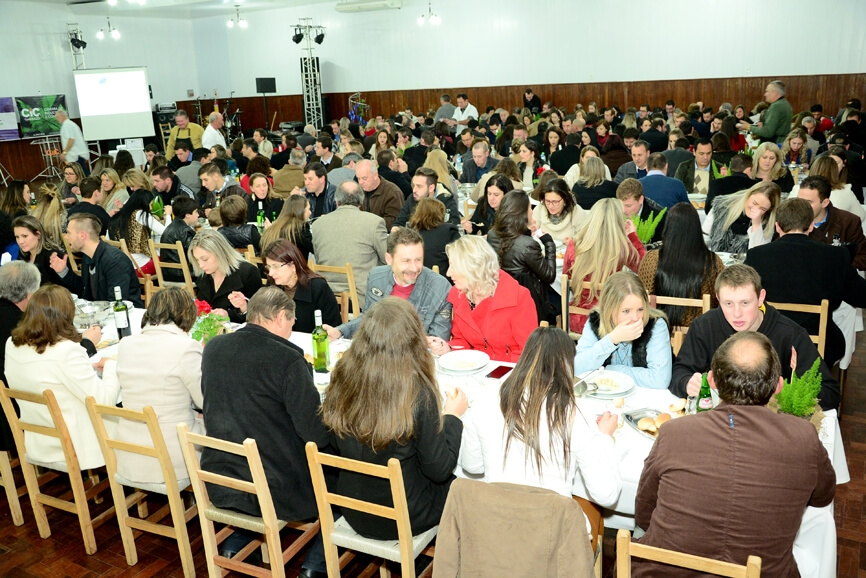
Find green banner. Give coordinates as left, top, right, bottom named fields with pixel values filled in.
left=16, top=94, right=67, bottom=137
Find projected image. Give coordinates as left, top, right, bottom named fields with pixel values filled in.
left=75, top=70, right=150, bottom=116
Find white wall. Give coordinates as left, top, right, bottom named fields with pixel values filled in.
left=0, top=1, right=198, bottom=117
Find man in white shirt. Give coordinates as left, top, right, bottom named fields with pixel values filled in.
left=446, top=93, right=478, bottom=133
left=253, top=128, right=274, bottom=159
left=201, top=112, right=227, bottom=150
left=56, top=109, right=90, bottom=175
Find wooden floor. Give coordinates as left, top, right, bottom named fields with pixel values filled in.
left=0, top=321, right=863, bottom=577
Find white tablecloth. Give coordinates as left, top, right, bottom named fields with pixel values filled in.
left=109, top=146, right=147, bottom=169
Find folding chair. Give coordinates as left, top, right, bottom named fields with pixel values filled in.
left=305, top=442, right=436, bottom=578
left=86, top=399, right=198, bottom=578
left=148, top=239, right=196, bottom=296
left=616, top=529, right=761, bottom=577
left=178, top=424, right=319, bottom=578
left=308, top=261, right=361, bottom=319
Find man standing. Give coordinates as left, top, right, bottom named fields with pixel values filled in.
left=446, top=93, right=479, bottom=133
left=165, top=110, right=204, bottom=161
left=675, top=137, right=716, bottom=195
left=459, top=141, right=499, bottom=185
left=324, top=228, right=452, bottom=340
left=523, top=89, right=541, bottom=113
left=311, top=181, right=388, bottom=309
left=670, top=264, right=840, bottom=410
left=433, top=94, right=456, bottom=125
left=797, top=175, right=866, bottom=270
left=309, top=136, right=342, bottom=173
left=614, top=140, right=651, bottom=183
left=640, top=153, right=688, bottom=209
left=201, top=287, right=330, bottom=577
left=616, top=179, right=666, bottom=244
left=745, top=198, right=866, bottom=368
left=50, top=213, right=142, bottom=306
left=65, top=177, right=110, bottom=235
left=737, top=80, right=793, bottom=144
left=355, top=159, right=404, bottom=230
left=292, top=163, right=336, bottom=219
left=201, top=112, right=227, bottom=150
left=56, top=109, right=90, bottom=175
left=705, top=154, right=753, bottom=213
left=636, top=330, right=835, bottom=578
left=253, top=128, right=274, bottom=159
left=393, top=167, right=460, bottom=229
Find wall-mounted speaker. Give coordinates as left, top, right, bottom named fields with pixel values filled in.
left=256, top=77, right=276, bottom=94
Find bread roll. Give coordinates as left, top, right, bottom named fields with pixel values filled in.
left=637, top=417, right=657, bottom=433
left=614, top=397, right=625, bottom=408
left=669, top=398, right=686, bottom=412
left=654, top=413, right=672, bottom=427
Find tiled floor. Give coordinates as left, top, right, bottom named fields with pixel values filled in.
left=0, top=322, right=863, bottom=577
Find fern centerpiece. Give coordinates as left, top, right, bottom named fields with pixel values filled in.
left=767, top=357, right=825, bottom=431
left=629, top=208, right=666, bottom=245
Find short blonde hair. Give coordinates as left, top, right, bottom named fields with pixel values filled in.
left=445, top=236, right=499, bottom=298
left=187, top=229, right=244, bottom=277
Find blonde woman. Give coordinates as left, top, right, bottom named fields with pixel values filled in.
left=188, top=229, right=261, bottom=323
left=703, top=181, right=781, bottom=253
left=781, top=129, right=812, bottom=168
left=98, top=168, right=129, bottom=212
left=562, top=198, right=646, bottom=334
left=259, top=195, right=313, bottom=260
left=471, top=157, right=522, bottom=202
left=60, top=162, right=85, bottom=206
left=563, top=145, right=611, bottom=188
left=30, top=184, right=66, bottom=246
left=367, top=129, right=394, bottom=160
left=423, top=148, right=458, bottom=194
left=791, top=155, right=866, bottom=225
left=574, top=271, right=671, bottom=389
left=571, top=156, right=618, bottom=210
left=751, top=142, right=794, bottom=192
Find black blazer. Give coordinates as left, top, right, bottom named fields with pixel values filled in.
left=378, top=168, right=413, bottom=200
left=18, top=247, right=66, bottom=286
left=195, top=260, right=262, bottom=323
left=549, top=146, right=581, bottom=176
left=641, top=128, right=667, bottom=153
left=58, top=241, right=143, bottom=307
left=290, top=276, right=342, bottom=333
left=705, top=172, right=753, bottom=214
left=418, top=224, right=461, bottom=277
left=744, top=233, right=866, bottom=367
left=573, top=180, right=618, bottom=211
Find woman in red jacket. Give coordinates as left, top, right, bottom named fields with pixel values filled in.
left=428, top=236, right=537, bottom=362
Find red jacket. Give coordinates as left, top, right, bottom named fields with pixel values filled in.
left=447, top=271, right=537, bottom=362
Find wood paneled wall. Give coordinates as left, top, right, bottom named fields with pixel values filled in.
left=2, top=73, right=863, bottom=185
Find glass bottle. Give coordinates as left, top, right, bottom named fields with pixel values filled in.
left=312, top=309, right=330, bottom=373
left=113, top=286, right=131, bottom=340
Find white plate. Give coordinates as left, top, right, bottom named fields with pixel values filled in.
left=585, top=370, right=637, bottom=399
left=438, top=350, right=490, bottom=373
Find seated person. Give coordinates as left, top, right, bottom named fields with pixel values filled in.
left=704, top=153, right=753, bottom=214
left=798, top=175, right=866, bottom=271
left=670, top=264, right=841, bottom=411
left=460, top=326, right=620, bottom=529
left=216, top=195, right=261, bottom=255
left=13, top=216, right=66, bottom=287
left=392, top=167, right=460, bottom=229
left=428, top=236, right=536, bottom=362
left=160, top=196, right=199, bottom=282
left=636, top=331, right=835, bottom=578
left=410, top=198, right=461, bottom=278
left=574, top=271, right=672, bottom=389
left=65, top=177, right=110, bottom=235
left=320, top=297, right=468, bottom=540
left=324, top=228, right=452, bottom=341
left=51, top=213, right=143, bottom=306
left=703, top=181, right=780, bottom=253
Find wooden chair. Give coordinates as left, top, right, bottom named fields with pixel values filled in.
left=61, top=234, right=82, bottom=275
left=305, top=441, right=437, bottom=578
left=244, top=245, right=269, bottom=286
left=0, top=450, right=24, bottom=526
left=671, top=329, right=685, bottom=356
left=431, top=265, right=439, bottom=274
left=560, top=274, right=595, bottom=339
left=86, top=399, right=198, bottom=578
left=574, top=496, right=604, bottom=578
left=177, top=424, right=319, bottom=578
left=102, top=236, right=154, bottom=306
left=649, top=294, right=712, bottom=334
left=148, top=239, right=196, bottom=296
left=308, top=261, right=361, bottom=319
left=767, top=299, right=829, bottom=359
left=0, top=385, right=118, bottom=555
left=616, top=529, right=761, bottom=577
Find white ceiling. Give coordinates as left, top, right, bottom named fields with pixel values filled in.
left=28, top=0, right=334, bottom=19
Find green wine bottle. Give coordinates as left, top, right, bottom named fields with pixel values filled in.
left=312, top=309, right=330, bottom=373
left=256, top=201, right=265, bottom=232
left=113, top=286, right=132, bottom=340
left=696, top=372, right=713, bottom=412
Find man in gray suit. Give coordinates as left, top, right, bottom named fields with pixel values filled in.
left=323, top=228, right=452, bottom=341
left=614, top=140, right=651, bottom=183
left=310, top=181, right=387, bottom=310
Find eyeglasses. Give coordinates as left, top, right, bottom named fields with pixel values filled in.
left=543, top=198, right=563, bottom=206
left=266, top=262, right=288, bottom=273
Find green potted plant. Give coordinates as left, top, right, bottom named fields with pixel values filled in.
left=629, top=208, right=666, bottom=245
left=767, top=357, right=825, bottom=431
left=191, top=300, right=230, bottom=346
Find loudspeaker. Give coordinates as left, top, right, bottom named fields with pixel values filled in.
left=155, top=110, right=176, bottom=125
left=256, top=77, right=276, bottom=94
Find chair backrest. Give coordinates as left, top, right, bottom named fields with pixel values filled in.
left=671, top=329, right=685, bottom=356
left=244, top=245, right=268, bottom=286
left=432, top=264, right=440, bottom=274
left=102, top=236, right=152, bottom=305
left=560, top=274, right=595, bottom=332
left=766, top=299, right=829, bottom=358
left=308, top=261, right=361, bottom=318
left=649, top=293, right=711, bottom=333
left=305, top=441, right=415, bottom=566
left=61, top=234, right=82, bottom=275
left=148, top=239, right=195, bottom=296
left=616, top=529, right=761, bottom=577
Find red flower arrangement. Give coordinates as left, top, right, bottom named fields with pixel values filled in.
left=195, top=299, right=212, bottom=316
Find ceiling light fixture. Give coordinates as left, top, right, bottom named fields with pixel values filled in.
left=227, top=5, right=247, bottom=29
left=107, top=0, right=117, bottom=5
left=97, top=17, right=119, bottom=40
left=417, top=0, right=440, bottom=26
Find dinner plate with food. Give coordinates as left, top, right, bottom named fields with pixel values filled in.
left=623, top=398, right=688, bottom=440
left=583, top=369, right=636, bottom=399
left=437, top=350, right=491, bottom=374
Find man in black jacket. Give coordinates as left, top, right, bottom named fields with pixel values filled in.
left=65, top=177, right=110, bottom=235
left=201, top=287, right=330, bottom=576
left=392, top=167, right=460, bottom=230
left=403, top=130, right=434, bottom=174
left=49, top=213, right=143, bottom=306
left=459, top=141, right=499, bottom=185
left=670, top=264, right=841, bottom=411
left=549, top=133, right=582, bottom=176
left=376, top=149, right=413, bottom=199
left=616, top=178, right=666, bottom=244
left=745, top=198, right=866, bottom=368
left=705, top=153, right=753, bottom=213
left=641, top=118, right=668, bottom=153
left=161, top=196, right=199, bottom=282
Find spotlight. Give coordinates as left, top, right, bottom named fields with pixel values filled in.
left=111, top=28, right=120, bottom=40
left=226, top=19, right=234, bottom=28
left=107, top=0, right=117, bottom=4
left=70, top=37, right=87, bottom=49
left=238, top=18, right=248, bottom=29
left=292, top=30, right=304, bottom=44
left=314, top=30, right=324, bottom=44
left=96, top=29, right=105, bottom=40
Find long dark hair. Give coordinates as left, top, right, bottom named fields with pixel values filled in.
left=654, top=202, right=720, bottom=326
left=492, top=191, right=530, bottom=260
left=108, top=188, right=154, bottom=241
left=499, top=327, right=576, bottom=473
left=475, top=173, right=515, bottom=224
left=113, top=149, right=135, bottom=179
left=262, top=239, right=322, bottom=289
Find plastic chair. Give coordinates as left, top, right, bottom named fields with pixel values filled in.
left=305, top=442, right=436, bottom=578
left=616, top=529, right=761, bottom=577
left=86, top=398, right=198, bottom=578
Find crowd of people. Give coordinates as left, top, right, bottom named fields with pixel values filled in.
left=0, top=83, right=863, bottom=575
